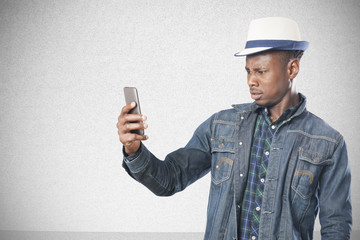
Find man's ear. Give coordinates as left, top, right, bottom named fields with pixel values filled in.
left=288, top=59, right=300, bottom=79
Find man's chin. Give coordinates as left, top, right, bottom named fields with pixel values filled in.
left=254, top=99, right=266, bottom=106
left=254, top=99, right=272, bottom=108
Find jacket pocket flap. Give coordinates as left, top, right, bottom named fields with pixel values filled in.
left=299, top=148, right=332, bottom=166
left=211, top=139, right=236, bottom=153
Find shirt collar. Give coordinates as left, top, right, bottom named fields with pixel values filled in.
left=255, top=93, right=305, bottom=124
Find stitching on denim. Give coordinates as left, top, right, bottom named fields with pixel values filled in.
left=299, top=147, right=326, bottom=158
left=147, top=173, right=170, bottom=194
left=287, top=130, right=338, bottom=144
left=146, top=161, right=177, bottom=194
left=219, top=180, right=234, bottom=239
left=129, top=154, right=151, bottom=174
left=291, top=182, right=315, bottom=200
left=211, top=138, right=236, bottom=143
left=211, top=157, right=234, bottom=185
left=299, top=148, right=333, bottom=166
left=214, top=120, right=237, bottom=126
left=299, top=198, right=311, bottom=225
left=208, top=181, right=223, bottom=240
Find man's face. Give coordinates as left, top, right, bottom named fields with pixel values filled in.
left=245, top=51, right=292, bottom=108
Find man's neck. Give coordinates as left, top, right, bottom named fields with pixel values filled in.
left=268, top=92, right=299, bottom=122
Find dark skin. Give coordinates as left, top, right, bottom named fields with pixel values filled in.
left=117, top=102, right=148, bottom=156
left=117, top=50, right=301, bottom=155
left=246, top=50, right=300, bottom=121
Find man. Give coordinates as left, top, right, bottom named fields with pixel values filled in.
left=117, top=17, right=352, bottom=239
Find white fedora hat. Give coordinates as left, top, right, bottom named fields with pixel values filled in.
left=234, top=17, right=309, bottom=57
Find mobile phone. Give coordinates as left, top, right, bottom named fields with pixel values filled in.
left=123, top=87, right=144, bottom=135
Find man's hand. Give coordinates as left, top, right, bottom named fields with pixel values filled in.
left=117, top=102, right=148, bottom=156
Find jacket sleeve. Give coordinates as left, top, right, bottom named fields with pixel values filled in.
left=318, top=136, right=352, bottom=239
left=122, top=114, right=214, bottom=196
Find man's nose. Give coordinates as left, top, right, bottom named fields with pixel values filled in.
left=247, top=73, right=258, bottom=87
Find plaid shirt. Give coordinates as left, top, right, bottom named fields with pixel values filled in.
left=239, top=99, right=303, bottom=240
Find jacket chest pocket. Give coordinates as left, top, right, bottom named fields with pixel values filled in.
left=211, top=139, right=235, bottom=184
left=291, top=148, right=333, bottom=199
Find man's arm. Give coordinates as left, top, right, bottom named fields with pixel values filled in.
left=318, top=136, right=352, bottom=239
left=117, top=102, right=213, bottom=196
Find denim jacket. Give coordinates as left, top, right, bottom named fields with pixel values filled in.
left=123, top=94, right=352, bottom=240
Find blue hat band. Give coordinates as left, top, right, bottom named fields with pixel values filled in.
left=245, top=39, right=309, bottom=51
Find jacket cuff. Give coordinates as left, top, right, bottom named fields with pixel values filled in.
left=123, top=143, right=150, bottom=173
left=123, top=146, right=141, bottom=161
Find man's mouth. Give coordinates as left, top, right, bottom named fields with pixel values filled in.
left=250, top=90, right=262, bottom=100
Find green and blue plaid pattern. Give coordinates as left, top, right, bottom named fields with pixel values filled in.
left=239, top=108, right=275, bottom=240
left=239, top=97, right=303, bottom=240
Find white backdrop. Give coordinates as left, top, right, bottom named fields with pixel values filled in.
left=1, top=0, right=359, bottom=234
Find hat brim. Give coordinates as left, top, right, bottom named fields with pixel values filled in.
left=234, top=47, right=273, bottom=57
left=234, top=40, right=309, bottom=57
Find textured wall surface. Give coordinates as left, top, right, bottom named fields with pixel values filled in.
left=0, top=0, right=359, bottom=236
left=0, top=231, right=358, bottom=240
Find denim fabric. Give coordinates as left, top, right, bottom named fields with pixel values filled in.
left=122, top=94, right=352, bottom=240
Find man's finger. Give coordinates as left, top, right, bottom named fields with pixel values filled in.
left=123, top=114, right=147, bottom=123
left=120, top=102, right=136, bottom=117
left=117, top=121, right=148, bottom=136
left=123, top=122, right=148, bottom=132
left=118, top=113, right=144, bottom=126
left=120, top=132, right=148, bottom=145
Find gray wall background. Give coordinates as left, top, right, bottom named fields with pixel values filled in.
left=1, top=0, right=359, bottom=236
